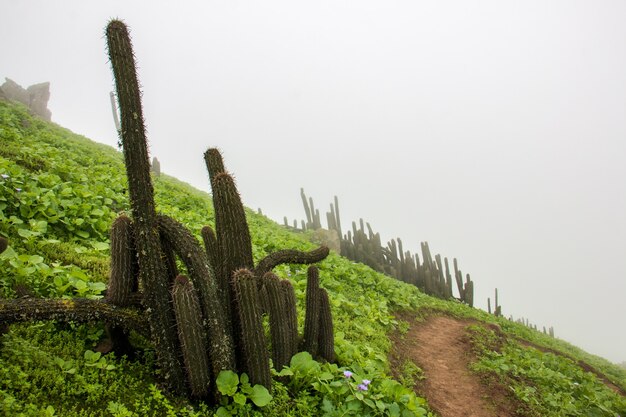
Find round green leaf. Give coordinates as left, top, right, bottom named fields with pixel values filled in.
left=248, top=384, right=272, bottom=407
left=216, top=370, right=239, bottom=396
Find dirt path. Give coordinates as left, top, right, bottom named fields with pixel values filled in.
left=390, top=315, right=521, bottom=417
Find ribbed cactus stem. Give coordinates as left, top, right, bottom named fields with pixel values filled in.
left=172, top=275, right=211, bottom=398
left=103, top=214, right=137, bottom=356
left=303, top=266, right=321, bottom=356
left=157, top=214, right=235, bottom=375
left=317, top=288, right=335, bottom=363
left=212, top=172, right=254, bottom=290
left=159, top=227, right=179, bottom=283
left=233, top=269, right=271, bottom=389
left=106, top=19, right=185, bottom=391
left=264, top=273, right=293, bottom=369
left=106, top=214, right=137, bottom=307
left=280, top=280, right=299, bottom=358
left=200, top=225, right=220, bottom=282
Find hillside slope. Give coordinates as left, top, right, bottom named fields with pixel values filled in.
left=0, top=100, right=625, bottom=416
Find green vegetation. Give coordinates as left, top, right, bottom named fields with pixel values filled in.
left=469, top=325, right=626, bottom=416
left=1, top=99, right=625, bottom=416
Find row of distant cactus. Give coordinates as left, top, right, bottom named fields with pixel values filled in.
left=286, top=190, right=475, bottom=306
left=509, top=314, right=555, bottom=338
left=0, top=20, right=333, bottom=401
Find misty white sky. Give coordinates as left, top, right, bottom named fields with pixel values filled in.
left=2, top=1, right=625, bottom=363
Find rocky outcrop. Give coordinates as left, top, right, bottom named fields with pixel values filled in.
left=0, top=78, right=51, bottom=121
left=310, top=228, right=341, bottom=253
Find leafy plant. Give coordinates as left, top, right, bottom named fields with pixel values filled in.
left=216, top=370, right=273, bottom=415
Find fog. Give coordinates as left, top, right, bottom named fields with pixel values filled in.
left=2, top=1, right=625, bottom=363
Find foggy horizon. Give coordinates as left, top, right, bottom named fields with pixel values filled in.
left=1, top=1, right=625, bottom=364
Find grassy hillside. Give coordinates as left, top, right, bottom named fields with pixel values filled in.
left=0, top=100, right=625, bottom=416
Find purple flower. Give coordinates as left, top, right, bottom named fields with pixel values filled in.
left=362, top=379, right=371, bottom=386
left=343, top=370, right=353, bottom=378
left=1, top=174, right=8, bottom=179
left=357, top=384, right=368, bottom=391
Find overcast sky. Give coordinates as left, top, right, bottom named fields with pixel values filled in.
left=2, top=1, right=625, bottom=363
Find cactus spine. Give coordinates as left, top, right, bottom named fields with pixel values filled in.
left=172, top=275, right=211, bottom=398
left=106, top=19, right=185, bottom=391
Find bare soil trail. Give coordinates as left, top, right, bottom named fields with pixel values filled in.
left=390, top=314, right=523, bottom=417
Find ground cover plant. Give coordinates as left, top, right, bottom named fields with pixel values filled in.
left=468, top=325, right=626, bottom=416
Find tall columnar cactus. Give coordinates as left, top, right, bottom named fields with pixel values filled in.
left=333, top=195, right=342, bottom=240
left=465, top=274, right=474, bottom=307
left=453, top=258, right=464, bottom=300
left=232, top=269, right=271, bottom=389
left=172, top=275, right=212, bottom=398
left=264, top=272, right=293, bottom=369
left=106, top=19, right=185, bottom=391
left=317, top=288, right=335, bottom=363
left=157, top=214, right=235, bottom=374
left=211, top=171, right=254, bottom=368
left=303, top=266, right=321, bottom=357
left=280, top=279, right=299, bottom=359
left=102, top=214, right=138, bottom=355
left=301, top=188, right=313, bottom=228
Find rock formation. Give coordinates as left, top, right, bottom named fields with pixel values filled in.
left=0, top=78, right=51, bottom=121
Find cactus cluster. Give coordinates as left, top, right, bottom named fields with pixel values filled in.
left=102, top=20, right=334, bottom=398
left=287, top=191, right=475, bottom=305
left=487, top=288, right=502, bottom=317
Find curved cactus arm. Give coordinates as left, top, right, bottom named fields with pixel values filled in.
left=254, top=246, right=329, bottom=277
